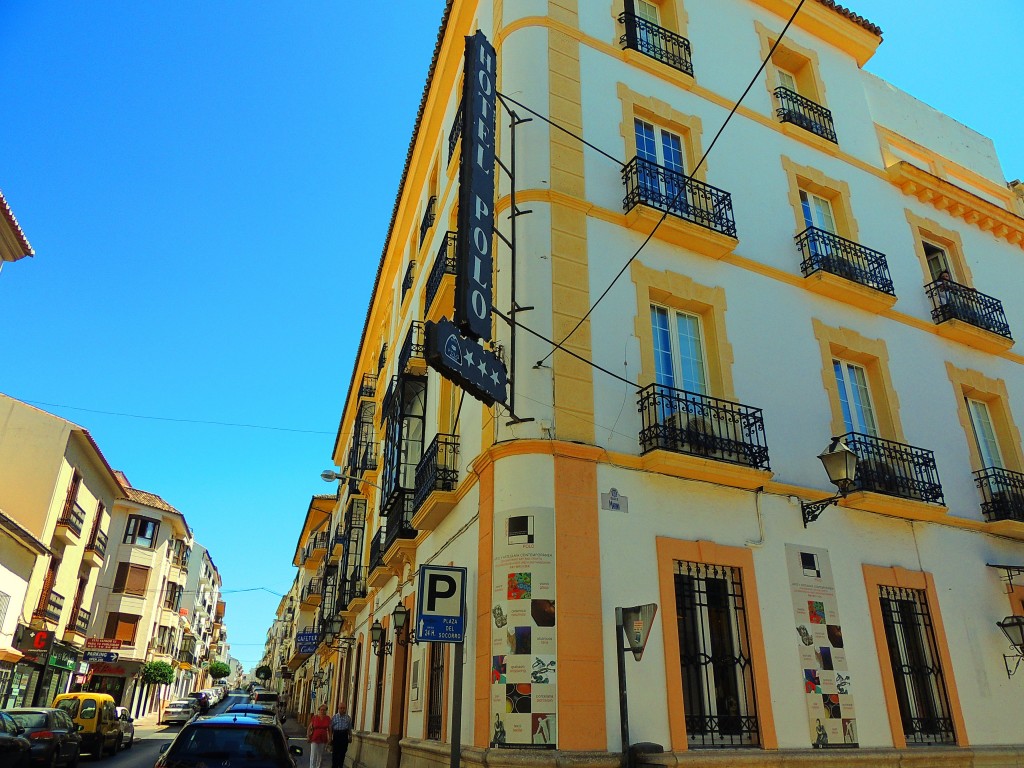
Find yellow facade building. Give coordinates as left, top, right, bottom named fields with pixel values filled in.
left=277, top=2, right=1024, bottom=766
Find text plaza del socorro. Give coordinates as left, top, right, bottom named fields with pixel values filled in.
left=415, top=566, right=468, bottom=643
left=425, top=30, right=508, bottom=408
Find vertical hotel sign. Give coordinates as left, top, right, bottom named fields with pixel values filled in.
left=455, top=30, right=497, bottom=342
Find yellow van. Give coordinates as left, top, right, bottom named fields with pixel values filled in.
left=52, top=692, right=122, bottom=757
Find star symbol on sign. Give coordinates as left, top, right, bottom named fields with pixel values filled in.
left=478, top=359, right=489, bottom=377
left=464, top=350, right=476, bottom=367
left=491, top=369, right=501, bottom=386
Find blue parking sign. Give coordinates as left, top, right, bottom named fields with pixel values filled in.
left=415, top=565, right=467, bottom=643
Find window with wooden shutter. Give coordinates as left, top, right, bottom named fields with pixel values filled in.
left=113, top=563, right=149, bottom=595
left=104, top=613, right=140, bottom=644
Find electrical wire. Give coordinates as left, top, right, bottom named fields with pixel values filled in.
left=535, top=0, right=808, bottom=367
left=15, top=398, right=333, bottom=435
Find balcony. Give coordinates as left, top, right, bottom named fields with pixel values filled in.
left=774, top=86, right=837, bottom=143
left=619, top=12, right=693, bottom=76
left=975, top=467, right=1024, bottom=523
left=54, top=503, right=86, bottom=544
left=300, top=577, right=323, bottom=606
left=402, top=260, right=416, bottom=303
left=796, top=227, right=896, bottom=310
left=383, top=490, right=416, bottom=555
left=399, top=321, right=427, bottom=375
left=638, top=384, right=770, bottom=472
left=360, top=373, right=377, bottom=399
left=419, top=196, right=437, bottom=247
left=412, top=434, right=460, bottom=529
left=377, top=343, right=388, bottom=374
left=622, top=158, right=737, bottom=251
left=339, top=566, right=367, bottom=611
left=425, top=231, right=458, bottom=320
left=925, top=278, right=1012, bottom=351
left=840, top=432, right=944, bottom=505
left=448, top=100, right=463, bottom=163
left=367, top=529, right=389, bottom=588
left=82, top=530, right=108, bottom=569
left=305, top=530, right=328, bottom=567
left=67, top=606, right=90, bottom=637
left=33, top=590, right=64, bottom=624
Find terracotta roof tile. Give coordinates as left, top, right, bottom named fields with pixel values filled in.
left=815, top=0, right=882, bottom=37
left=0, top=189, right=34, bottom=259
left=125, top=486, right=180, bottom=515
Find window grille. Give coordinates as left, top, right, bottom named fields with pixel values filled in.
left=426, top=642, right=445, bottom=740
left=674, top=560, right=759, bottom=747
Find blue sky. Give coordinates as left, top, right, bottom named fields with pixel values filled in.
left=1, top=2, right=1019, bottom=669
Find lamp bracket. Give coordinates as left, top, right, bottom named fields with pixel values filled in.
left=987, top=563, right=1024, bottom=591
left=1004, top=652, right=1023, bottom=678
left=801, top=494, right=841, bottom=527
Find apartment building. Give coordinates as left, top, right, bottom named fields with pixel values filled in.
left=277, top=2, right=1024, bottom=767
left=0, top=394, right=124, bottom=707
left=182, top=544, right=222, bottom=694
left=83, top=478, right=194, bottom=715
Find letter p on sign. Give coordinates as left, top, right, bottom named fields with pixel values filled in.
left=416, top=565, right=468, bottom=643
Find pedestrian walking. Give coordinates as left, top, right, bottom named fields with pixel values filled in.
left=307, top=704, right=331, bottom=768
left=330, top=702, right=353, bottom=768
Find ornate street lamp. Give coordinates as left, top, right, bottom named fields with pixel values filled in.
left=801, top=437, right=858, bottom=526
left=996, top=615, right=1024, bottom=678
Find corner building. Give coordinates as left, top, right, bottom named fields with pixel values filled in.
left=321, top=2, right=1024, bottom=766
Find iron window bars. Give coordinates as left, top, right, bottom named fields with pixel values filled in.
left=675, top=560, right=759, bottom=747
left=839, top=432, right=944, bottom=505
left=448, top=100, right=464, bottom=163
left=623, top=157, right=737, bottom=238
left=638, top=383, right=770, bottom=470
left=426, top=641, right=445, bottom=740
left=796, top=226, right=895, bottom=295
left=85, top=530, right=108, bottom=559
left=879, top=585, right=956, bottom=745
left=402, top=260, right=416, bottom=303
left=774, top=86, right=838, bottom=143
left=360, top=372, right=377, bottom=399
left=399, top=322, right=426, bottom=374
left=57, top=502, right=87, bottom=537
left=619, top=10, right=693, bottom=76
left=974, top=466, right=1024, bottom=522
left=425, top=231, right=458, bottom=316
left=925, top=278, right=1012, bottom=339
left=413, top=433, right=460, bottom=513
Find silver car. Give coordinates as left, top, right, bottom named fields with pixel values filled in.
left=161, top=700, right=198, bottom=725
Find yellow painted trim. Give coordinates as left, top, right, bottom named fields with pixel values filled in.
left=747, top=0, right=881, bottom=66
left=616, top=82, right=707, bottom=181
left=781, top=156, right=859, bottom=243
left=473, top=459, right=494, bottom=748
left=554, top=453, right=608, bottom=749
left=945, top=362, right=1024, bottom=473
left=630, top=260, right=736, bottom=397
left=904, top=209, right=974, bottom=287
left=608, top=0, right=690, bottom=46
left=861, top=565, right=969, bottom=748
left=754, top=20, right=829, bottom=111
left=802, top=270, right=898, bottom=313
left=811, top=318, right=905, bottom=443
left=655, top=537, right=778, bottom=750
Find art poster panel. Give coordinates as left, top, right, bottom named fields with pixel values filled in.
left=490, top=507, right=557, bottom=749
left=785, top=544, right=857, bottom=748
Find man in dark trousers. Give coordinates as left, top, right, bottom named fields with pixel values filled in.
left=330, top=701, right=353, bottom=768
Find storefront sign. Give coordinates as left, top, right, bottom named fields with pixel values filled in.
left=425, top=318, right=507, bottom=406
left=85, top=638, right=122, bottom=650
left=49, top=647, right=77, bottom=671
left=16, top=627, right=54, bottom=654
left=88, top=662, right=127, bottom=676
left=455, top=30, right=497, bottom=342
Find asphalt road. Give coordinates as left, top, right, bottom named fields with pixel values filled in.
left=99, top=690, right=246, bottom=768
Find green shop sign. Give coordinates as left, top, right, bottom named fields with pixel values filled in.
left=49, top=650, right=76, bottom=671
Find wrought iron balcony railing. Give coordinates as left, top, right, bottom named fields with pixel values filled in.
left=619, top=12, right=693, bottom=76
left=840, top=432, right=944, bottom=504
left=57, top=503, right=86, bottom=537
left=448, top=100, right=464, bottom=162
left=623, top=157, right=737, bottom=238
left=402, top=260, right=416, bottom=302
left=413, top=434, right=460, bottom=513
left=368, top=529, right=387, bottom=574
left=360, top=372, right=377, bottom=399
left=377, top=343, right=388, bottom=374
left=301, top=577, right=323, bottom=604
left=399, top=321, right=426, bottom=373
left=309, top=530, right=328, bottom=554
left=71, top=606, right=91, bottom=635
left=774, top=86, right=837, bottom=143
left=974, top=466, right=1024, bottom=522
left=425, top=231, right=458, bottom=314
left=638, top=384, right=770, bottom=469
left=340, top=566, right=367, bottom=608
left=925, top=279, right=1012, bottom=339
left=796, top=227, right=895, bottom=295
left=420, top=196, right=437, bottom=247
left=384, top=492, right=417, bottom=553
left=34, top=590, right=65, bottom=623
left=85, top=530, right=108, bottom=559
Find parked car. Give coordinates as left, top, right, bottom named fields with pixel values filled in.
left=225, top=703, right=277, bottom=719
left=0, top=711, right=31, bottom=768
left=113, top=707, right=134, bottom=750
left=186, top=691, right=211, bottom=714
left=251, top=691, right=278, bottom=706
left=161, top=700, right=199, bottom=725
left=51, top=693, right=121, bottom=758
left=154, top=713, right=302, bottom=767
left=201, top=689, right=220, bottom=705
left=4, top=708, right=82, bottom=767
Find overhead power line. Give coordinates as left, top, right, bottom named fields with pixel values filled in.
left=535, top=0, right=808, bottom=367
left=16, top=398, right=333, bottom=435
